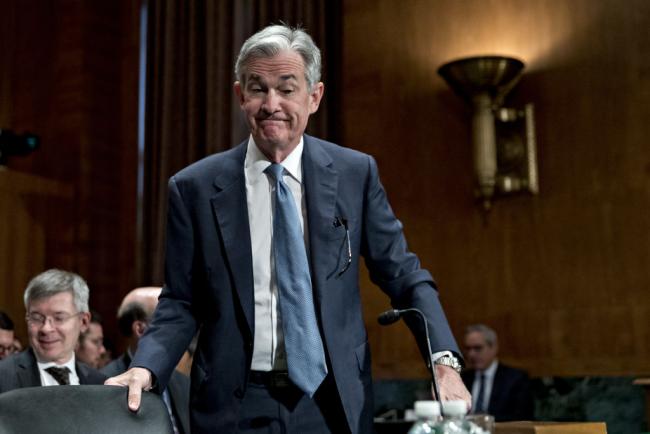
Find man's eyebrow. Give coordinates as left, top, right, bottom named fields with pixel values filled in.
left=245, top=73, right=299, bottom=86
left=279, top=74, right=298, bottom=82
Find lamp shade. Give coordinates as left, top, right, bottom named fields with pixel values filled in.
left=438, top=56, right=524, bottom=105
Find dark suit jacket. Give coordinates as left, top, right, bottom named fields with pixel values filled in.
left=132, top=135, right=460, bottom=434
left=102, top=352, right=190, bottom=434
left=462, top=363, right=534, bottom=422
left=0, top=348, right=106, bottom=393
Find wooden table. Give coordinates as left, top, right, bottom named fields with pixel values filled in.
left=495, top=421, right=607, bottom=433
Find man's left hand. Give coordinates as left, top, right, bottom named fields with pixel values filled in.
left=433, top=365, right=472, bottom=409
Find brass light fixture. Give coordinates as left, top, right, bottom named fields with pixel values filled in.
left=438, top=56, right=538, bottom=210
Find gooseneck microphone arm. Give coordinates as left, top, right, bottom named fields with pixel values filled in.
left=377, top=308, right=441, bottom=402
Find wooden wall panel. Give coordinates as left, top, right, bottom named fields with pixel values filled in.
left=342, top=0, right=650, bottom=378
left=0, top=171, right=74, bottom=343
left=0, top=0, right=140, bottom=348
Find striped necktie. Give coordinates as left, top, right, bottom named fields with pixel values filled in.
left=45, top=366, right=71, bottom=385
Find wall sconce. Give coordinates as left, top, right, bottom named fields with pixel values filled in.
left=438, top=56, right=538, bottom=210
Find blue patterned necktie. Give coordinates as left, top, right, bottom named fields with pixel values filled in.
left=266, top=163, right=328, bottom=397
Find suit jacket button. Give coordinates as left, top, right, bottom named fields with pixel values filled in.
left=234, top=387, right=244, bottom=399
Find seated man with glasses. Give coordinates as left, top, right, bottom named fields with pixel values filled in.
left=0, top=269, right=106, bottom=393
left=461, top=324, right=534, bottom=422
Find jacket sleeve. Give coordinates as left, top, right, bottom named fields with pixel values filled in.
left=360, top=155, right=461, bottom=360
left=131, top=176, right=199, bottom=391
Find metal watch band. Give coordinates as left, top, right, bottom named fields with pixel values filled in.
left=434, top=355, right=462, bottom=373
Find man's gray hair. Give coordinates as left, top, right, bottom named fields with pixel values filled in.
left=465, top=323, right=498, bottom=347
left=234, top=24, right=322, bottom=90
left=23, top=269, right=90, bottom=313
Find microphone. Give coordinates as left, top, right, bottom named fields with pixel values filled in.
left=377, top=308, right=441, bottom=402
left=377, top=309, right=402, bottom=325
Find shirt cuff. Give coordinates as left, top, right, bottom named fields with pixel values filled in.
left=431, top=350, right=453, bottom=361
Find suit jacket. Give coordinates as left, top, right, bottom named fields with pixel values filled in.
left=0, top=348, right=106, bottom=393
left=132, top=135, right=460, bottom=434
left=102, top=352, right=190, bottom=434
left=462, top=363, right=534, bottom=422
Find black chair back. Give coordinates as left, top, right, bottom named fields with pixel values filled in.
left=0, top=385, right=174, bottom=434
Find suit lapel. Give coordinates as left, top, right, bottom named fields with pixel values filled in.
left=17, top=349, right=42, bottom=387
left=302, top=135, right=339, bottom=303
left=76, top=362, right=88, bottom=384
left=209, top=138, right=338, bottom=337
left=210, top=142, right=255, bottom=337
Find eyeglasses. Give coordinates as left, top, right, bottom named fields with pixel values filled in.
left=26, top=312, right=82, bottom=328
left=335, top=217, right=352, bottom=277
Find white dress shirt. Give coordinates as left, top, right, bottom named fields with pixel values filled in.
left=245, top=136, right=307, bottom=371
left=244, top=135, right=452, bottom=372
left=37, top=354, right=80, bottom=386
left=471, top=359, right=498, bottom=412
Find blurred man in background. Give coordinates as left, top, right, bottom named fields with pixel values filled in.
left=11, top=338, right=23, bottom=354
left=102, top=287, right=189, bottom=434
left=0, top=311, right=15, bottom=360
left=75, top=310, right=107, bottom=369
left=461, top=324, right=534, bottom=421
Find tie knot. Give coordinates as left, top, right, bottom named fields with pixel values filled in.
left=45, top=366, right=71, bottom=385
left=265, top=163, right=285, bottom=181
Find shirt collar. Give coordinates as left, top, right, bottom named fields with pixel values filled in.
left=37, top=353, right=76, bottom=371
left=244, top=136, right=304, bottom=184
left=481, top=359, right=499, bottom=377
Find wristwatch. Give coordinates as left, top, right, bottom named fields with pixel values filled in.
left=434, top=355, right=462, bottom=373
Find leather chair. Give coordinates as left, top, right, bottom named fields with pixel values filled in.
left=0, top=385, right=174, bottom=434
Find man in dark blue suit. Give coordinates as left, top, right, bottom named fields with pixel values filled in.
left=461, top=324, right=534, bottom=422
left=106, top=24, right=469, bottom=433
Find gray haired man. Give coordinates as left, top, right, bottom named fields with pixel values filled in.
left=0, top=269, right=106, bottom=392
left=107, top=24, right=468, bottom=433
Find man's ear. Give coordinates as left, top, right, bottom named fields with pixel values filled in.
left=309, top=82, right=325, bottom=114
left=234, top=81, right=244, bottom=105
left=132, top=320, right=147, bottom=338
left=79, top=312, right=91, bottom=333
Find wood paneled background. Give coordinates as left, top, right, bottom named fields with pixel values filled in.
left=0, top=0, right=140, bottom=346
left=1, top=0, right=649, bottom=379
left=344, top=0, right=650, bottom=378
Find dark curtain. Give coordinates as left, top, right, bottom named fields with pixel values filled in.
left=138, top=0, right=342, bottom=284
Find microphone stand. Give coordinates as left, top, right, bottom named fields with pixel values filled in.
left=378, top=308, right=441, bottom=402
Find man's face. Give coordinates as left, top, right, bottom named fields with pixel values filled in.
left=234, top=50, right=324, bottom=159
left=464, top=331, right=498, bottom=371
left=27, top=291, right=89, bottom=365
left=0, top=328, right=14, bottom=359
left=75, top=322, right=106, bottom=368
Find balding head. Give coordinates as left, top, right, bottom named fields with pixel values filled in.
left=118, top=287, right=161, bottom=318
left=116, top=287, right=161, bottom=340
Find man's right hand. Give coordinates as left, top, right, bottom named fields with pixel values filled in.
left=104, top=367, right=153, bottom=412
